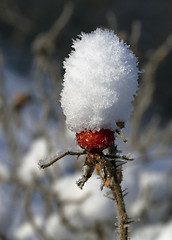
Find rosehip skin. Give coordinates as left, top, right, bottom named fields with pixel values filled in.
left=76, top=129, right=115, bottom=153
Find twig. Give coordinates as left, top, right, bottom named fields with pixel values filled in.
left=105, top=147, right=131, bottom=240
left=32, top=1, right=74, bottom=55
left=111, top=177, right=129, bottom=240
left=104, top=160, right=129, bottom=240
left=39, top=151, right=86, bottom=169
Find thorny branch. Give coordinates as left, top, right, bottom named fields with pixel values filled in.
left=103, top=147, right=133, bottom=240
left=39, top=146, right=133, bottom=240
left=0, top=3, right=171, bottom=239
left=103, top=156, right=130, bottom=240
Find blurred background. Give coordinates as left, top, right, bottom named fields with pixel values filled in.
left=0, top=0, right=172, bottom=239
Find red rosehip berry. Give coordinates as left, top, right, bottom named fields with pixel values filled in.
left=76, top=129, right=115, bottom=153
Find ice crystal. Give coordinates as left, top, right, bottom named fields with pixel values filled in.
left=61, top=28, right=139, bottom=133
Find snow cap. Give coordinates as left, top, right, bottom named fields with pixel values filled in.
left=61, top=28, right=139, bottom=133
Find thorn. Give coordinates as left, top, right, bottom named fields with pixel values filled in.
left=126, top=153, right=132, bottom=159
left=124, top=217, right=138, bottom=226
left=116, top=162, right=127, bottom=168
left=115, top=159, right=128, bottom=163
left=117, top=155, right=134, bottom=161
left=100, top=182, right=105, bottom=191
left=105, top=154, right=133, bottom=162
left=125, top=219, right=135, bottom=226
left=123, top=192, right=128, bottom=198
left=106, top=190, right=114, bottom=196
left=116, top=129, right=127, bottom=143
left=122, top=188, right=128, bottom=197
left=104, top=194, right=115, bottom=201
left=122, top=188, right=128, bottom=193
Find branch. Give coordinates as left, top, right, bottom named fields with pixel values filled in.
left=103, top=146, right=132, bottom=240
left=38, top=150, right=86, bottom=169
left=110, top=171, right=129, bottom=240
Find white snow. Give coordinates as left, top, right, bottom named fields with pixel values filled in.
left=61, top=28, right=139, bottom=133
left=52, top=172, right=115, bottom=227
left=17, top=138, right=48, bottom=183
left=45, top=213, right=105, bottom=240
left=45, top=214, right=76, bottom=240
left=131, top=224, right=162, bottom=240
left=124, top=158, right=172, bottom=222
left=131, top=221, right=172, bottom=240
left=14, top=215, right=42, bottom=240
left=156, top=222, right=172, bottom=240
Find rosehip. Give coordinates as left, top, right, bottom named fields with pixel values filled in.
left=76, top=129, right=115, bottom=153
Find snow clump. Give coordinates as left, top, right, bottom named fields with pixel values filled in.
left=61, top=28, right=139, bottom=133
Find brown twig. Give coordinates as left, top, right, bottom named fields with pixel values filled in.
left=101, top=157, right=129, bottom=240
left=111, top=173, right=129, bottom=240
left=100, top=145, right=132, bottom=240
left=39, top=151, right=87, bottom=169
left=39, top=144, right=133, bottom=240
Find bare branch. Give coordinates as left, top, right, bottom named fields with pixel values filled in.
left=39, top=150, right=86, bottom=169
left=104, top=148, right=131, bottom=240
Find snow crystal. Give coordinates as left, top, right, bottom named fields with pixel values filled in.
left=61, top=28, right=139, bottom=133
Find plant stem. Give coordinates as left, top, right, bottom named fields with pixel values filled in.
left=106, top=145, right=130, bottom=240
left=38, top=150, right=86, bottom=169
left=111, top=172, right=128, bottom=240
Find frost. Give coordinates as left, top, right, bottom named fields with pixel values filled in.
left=61, top=28, right=139, bottom=133
left=38, top=153, right=59, bottom=168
